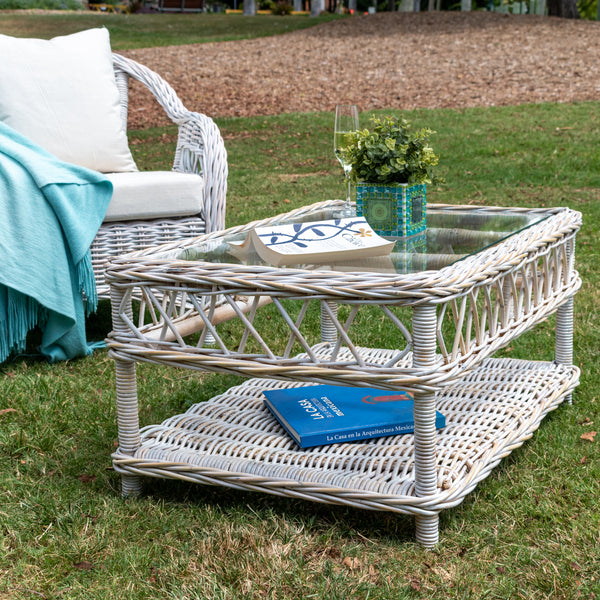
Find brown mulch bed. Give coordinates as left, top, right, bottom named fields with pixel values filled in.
left=121, top=11, right=600, bottom=129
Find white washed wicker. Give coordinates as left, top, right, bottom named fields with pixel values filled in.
left=90, top=53, right=228, bottom=299
left=106, top=200, right=581, bottom=547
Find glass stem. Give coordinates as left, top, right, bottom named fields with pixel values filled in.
left=342, top=177, right=354, bottom=217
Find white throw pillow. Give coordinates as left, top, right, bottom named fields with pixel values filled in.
left=0, top=28, right=137, bottom=173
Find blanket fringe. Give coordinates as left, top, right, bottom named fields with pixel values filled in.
left=0, top=290, right=45, bottom=363
left=0, top=251, right=97, bottom=363
left=76, top=250, right=98, bottom=317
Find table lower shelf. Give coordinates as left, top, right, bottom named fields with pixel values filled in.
left=113, top=356, right=579, bottom=518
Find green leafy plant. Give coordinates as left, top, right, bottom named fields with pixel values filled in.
left=341, top=116, right=441, bottom=185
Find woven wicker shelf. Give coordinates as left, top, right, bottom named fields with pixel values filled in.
left=113, top=355, right=578, bottom=515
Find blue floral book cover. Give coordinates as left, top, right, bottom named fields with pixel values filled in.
left=263, top=385, right=445, bottom=448
left=228, top=217, right=394, bottom=267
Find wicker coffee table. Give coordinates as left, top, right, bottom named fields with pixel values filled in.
left=106, top=200, right=581, bottom=547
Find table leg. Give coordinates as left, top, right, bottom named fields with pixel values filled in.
left=115, top=359, right=142, bottom=496
left=320, top=300, right=338, bottom=343
left=412, top=304, right=439, bottom=548
left=111, top=286, right=142, bottom=497
left=502, top=275, right=514, bottom=323
left=556, top=237, right=575, bottom=405
left=555, top=296, right=574, bottom=405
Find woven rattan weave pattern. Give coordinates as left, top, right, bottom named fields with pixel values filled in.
left=90, top=53, right=228, bottom=298
left=112, top=355, right=578, bottom=513
left=106, top=200, right=581, bottom=547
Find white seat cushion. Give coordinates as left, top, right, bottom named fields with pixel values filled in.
left=0, top=28, right=137, bottom=174
left=103, top=171, right=204, bottom=222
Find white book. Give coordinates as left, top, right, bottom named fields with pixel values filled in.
left=228, top=217, right=394, bottom=267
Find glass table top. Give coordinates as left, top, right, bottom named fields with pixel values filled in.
left=176, top=205, right=550, bottom=275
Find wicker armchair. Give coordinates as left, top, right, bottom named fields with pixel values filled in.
left=91, top=53, right=228, bottom=299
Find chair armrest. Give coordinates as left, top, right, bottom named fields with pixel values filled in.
left=111, top=53, right=228, bottom=233
left=173, top=113, right=227, bottom=233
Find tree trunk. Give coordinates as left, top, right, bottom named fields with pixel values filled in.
left=243, top=0, right=256, bottom=14
left=461, top=0, right=471, bottom=10
left=547, top=0, right=579, bottom=17
left=311, top=0, right=325, bottom=15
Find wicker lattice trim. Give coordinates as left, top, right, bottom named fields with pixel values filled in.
left=106, top=201, right=580, bottom=302
left=106, top=203, right=580, bottom=392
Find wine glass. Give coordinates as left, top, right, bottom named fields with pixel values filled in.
left=334, top=104, right=359, bottom=216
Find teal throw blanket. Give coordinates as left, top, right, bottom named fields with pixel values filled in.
left=0, top=122, right=113, bottom=362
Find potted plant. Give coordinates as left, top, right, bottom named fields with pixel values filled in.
left=339, top=116, right=441, bottom=237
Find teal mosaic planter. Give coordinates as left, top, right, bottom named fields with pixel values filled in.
left=355, top=183, right=426, bottom=237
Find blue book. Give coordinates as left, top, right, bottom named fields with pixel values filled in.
left=263, top=385, right=445, bottom=449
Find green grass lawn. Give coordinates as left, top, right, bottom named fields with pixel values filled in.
left=1, top=101, right=599, bottom=599
left=0, top=12, right=343, bottom=49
